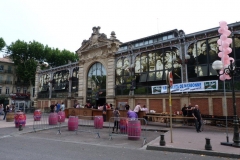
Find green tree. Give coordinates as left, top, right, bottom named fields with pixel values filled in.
left=7, top=40, right=44, bottom=86
left=0, top=37, right=6, bottom=50
left=7, top=39, right=79, bottom=86
left=45, top=48, right=78, bottom=67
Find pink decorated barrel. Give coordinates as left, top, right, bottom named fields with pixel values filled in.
left=58, top=111, right=65, bottom=123
left=94, top=116, right=103, bottom=129
left=48, top=113, right=58, bottom=125
left=34, top=110, right=42, bottom=121
left=127, top=120, right=141, bottom=140
left=14, top=112, right=26, bottom=128
left=68, top=116, right=78, bottom=131
left=120, top=118, right=128, bottom=134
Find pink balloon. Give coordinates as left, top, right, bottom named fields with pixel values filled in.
left=222, top=30, right=231, bottom=36
left=219, top=70, right=224, bottom=75
left=217, top=39, right=222, bottom=45
left=223, top=55, right=229, bottom=60
left=225, top=74, right=231, bottom=80
left=222, top=41, right=229, bottom=48
left=218, top=52, right=223, bottom=58
left=219, top=75, right=226, bottom=81
left=223, top=47, right=232, bottom=54
left=219, top=21, right=227, bottom=27
left=222, top=58, right=230, bottom=66
left=224, top=26, right=229, bottom=30
left=219, top=46, right=223, bottom=51
left=220, top=35, right=227, bottom=41
left=226, top=38, right=232, bottom=44
left=218, top=28, right=224, bottom=34
left=229, top=57, right=235, bottom=63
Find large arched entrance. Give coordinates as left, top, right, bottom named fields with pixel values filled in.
left=86, top=62, right=106, bottom=108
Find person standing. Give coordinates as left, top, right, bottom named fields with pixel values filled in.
left=56, top=102, right=61, bottom=113
left=112, top=107, right=120, bottom=133
left=61, top=102, right=65, bottom=111
left=181, top=104, right=188, bottom=125
left=50, top=103, right=55, bottom=113
left=102, top=103, right=107, bottom=122
left=192, top=105, right=202, bottom=132
left=127, top=109, right=138, bottom=119
left=133, top=103, right=141, bottom=114
left=125, top=103, right=130, bottom=110
left=187, top=103, right=193, bottom=125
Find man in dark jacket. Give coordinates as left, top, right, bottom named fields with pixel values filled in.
left=192, top=105, right=202, bottom=132
left=3, top=105, right=7, bottom=120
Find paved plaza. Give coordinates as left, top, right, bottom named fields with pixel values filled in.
left=0, top=113, right=239, bottom=159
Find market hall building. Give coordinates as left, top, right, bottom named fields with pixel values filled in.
left=34, top=23, right=240, bottom=117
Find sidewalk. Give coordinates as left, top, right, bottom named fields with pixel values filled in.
left=146, top=123, right=240, bottom=159
left=0, top=114, right=240, bottom=158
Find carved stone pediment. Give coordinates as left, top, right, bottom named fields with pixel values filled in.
left=76, top=26, right=122, bottom=64
left=78, top=26, right=110, bottom=52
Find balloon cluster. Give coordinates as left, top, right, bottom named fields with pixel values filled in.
left=217, top=21, right=233, bottom=81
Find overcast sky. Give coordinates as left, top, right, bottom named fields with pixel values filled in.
left=0, top=0, right=239, bottom=57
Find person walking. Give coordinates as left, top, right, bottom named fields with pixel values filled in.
left=192, top=105, right=202, bottom=132
left=3, top=105, right=8, bottom=120
left=112, top=107, right=120, bottom=133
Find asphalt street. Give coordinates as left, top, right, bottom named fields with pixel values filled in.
left=0, top=134, right=232, bottom=160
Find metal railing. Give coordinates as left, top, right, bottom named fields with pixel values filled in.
left=74, top=115, right=102, bottom=138
left=33, top=112, right=67, bottom=132
left=108, top=117, right=148, bottom=146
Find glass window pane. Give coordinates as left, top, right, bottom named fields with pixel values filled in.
left=168, top=35, right=173, bottom=39
left=234, top=37, right=240, bottom=60
left=196, top=40, right=207, bottom=64
left=139, top=73, right=148, bottom=82
left=148, top=72, right=155, bottom=81
left=156, top=71, right=163, bottom=80
left=149, top=40, right=153, bottom=44
left=209, top=64, right=217, bottom=76
left=163, top=36, right=167, bottom=40
left=196, top=65, right=208, bottom=76
left=158, top=37, right=162, bottom=41
left=208, top=37, right=219, bottom=63
left=141, top=53, right=148, bottom=72
left=135, top=55, right=141, bottom=73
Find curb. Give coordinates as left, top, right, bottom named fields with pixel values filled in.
left=146, top=145, right=240, bottom=159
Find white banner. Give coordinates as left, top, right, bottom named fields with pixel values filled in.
left=151, top=80, right=218, bottom=94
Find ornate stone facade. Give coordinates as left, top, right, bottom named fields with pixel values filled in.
left=76, top=26, right=121, bottom=105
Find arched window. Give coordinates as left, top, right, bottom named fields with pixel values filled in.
left=86, top=62, right=106, bottom=105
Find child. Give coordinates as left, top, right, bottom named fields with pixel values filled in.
left=112, top=107, right=120, bottom=133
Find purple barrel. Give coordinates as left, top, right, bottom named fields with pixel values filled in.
left=15, top=112, right=26, bottom=128
left=94, top=116, right=103, bottom=129
left=33, top=110, right=41, bottom=121
left=58, top=111, right=66, bottom=123
left=68, top=116, right=78, bottom=131
left=120, top=118, right=128, bottom=134
left=48, top=113, right=58, bottom=125
left=127, top=120, right=141, bottom=140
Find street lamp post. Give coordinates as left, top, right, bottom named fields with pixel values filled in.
left=212, top=60, right=240, bottom=147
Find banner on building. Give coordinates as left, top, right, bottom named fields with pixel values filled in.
left=151, top=80, right=218, bottom=94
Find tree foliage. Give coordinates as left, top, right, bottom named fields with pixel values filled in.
left=7, top=39, right=78, bottom=86
left=0, top=37, right=6, bottom=50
